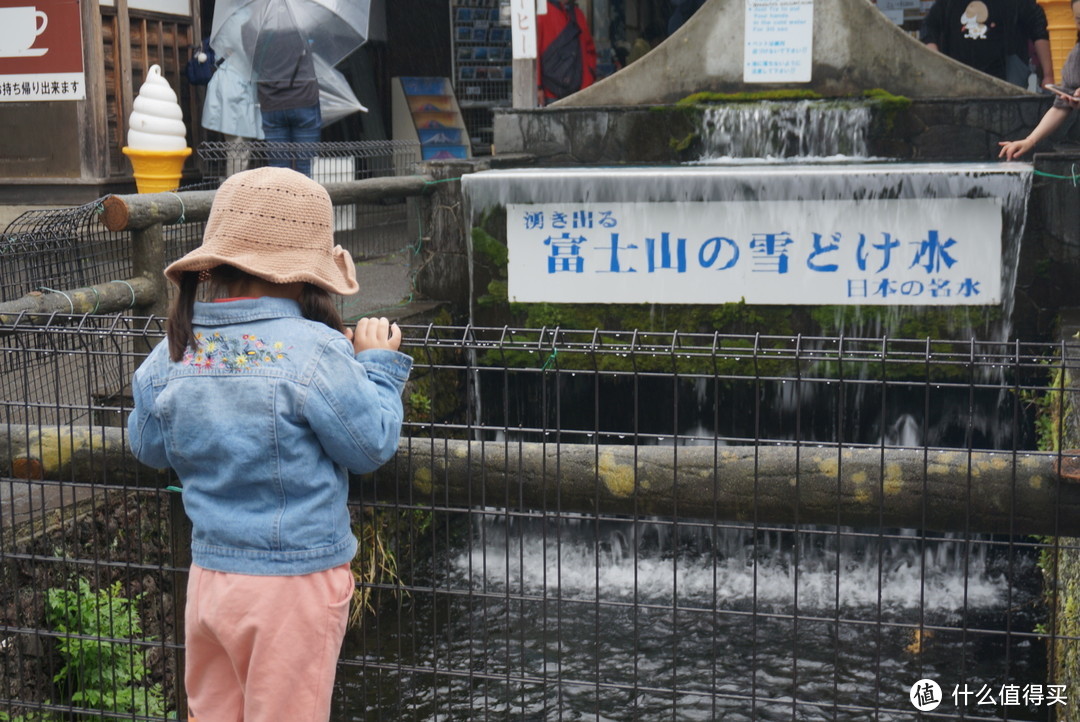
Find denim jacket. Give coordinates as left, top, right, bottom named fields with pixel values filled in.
left=128, top=297, right=412, bottom=575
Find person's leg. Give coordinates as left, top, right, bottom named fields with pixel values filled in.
left=241, top=564, right=352, bottom=721
left=184, top=566, right=244, bottom=722
left=291, top=103, right=322, bottom=178
left=185, top=565, right=353, bottom=722
left=261, top=109, right=291, bottom=169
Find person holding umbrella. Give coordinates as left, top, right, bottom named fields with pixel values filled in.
left=211, top=0, right=373, bottom=179
left=250, top=13, right=320, bottom=177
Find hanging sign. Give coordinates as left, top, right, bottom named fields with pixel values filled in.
left=743, top=0, right=814, bottom=83
left=505, top=198, right=1003, bottom=305
left=512, top=0, right=537, bottom=59
left=0, top=0, right=84, bottom=101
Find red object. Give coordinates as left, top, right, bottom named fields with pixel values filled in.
left=536, top=0, right=597, bottom=103
left=0, top=0, right=83, bottom=76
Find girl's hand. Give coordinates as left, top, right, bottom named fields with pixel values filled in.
left=346, top=317, right=401, bottom=353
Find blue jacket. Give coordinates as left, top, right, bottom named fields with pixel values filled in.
left=127, top=297, right=412, bottom=575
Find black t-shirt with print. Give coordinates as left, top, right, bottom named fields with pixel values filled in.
left=920, top=0, right=1050, bottom=80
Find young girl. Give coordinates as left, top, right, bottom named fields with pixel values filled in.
left=999, top=0, right=1080, bottom=160
left=127, top=166, right=412, bottom=722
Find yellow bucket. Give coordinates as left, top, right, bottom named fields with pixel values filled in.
left=1039, top=0, right=1077, bottom=83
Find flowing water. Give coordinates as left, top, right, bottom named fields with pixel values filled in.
left=341, top=514, right=1045, bottom=720
left=695, top=101, right=872, bottom=161
left=340, top=103, right=1047, bottom=720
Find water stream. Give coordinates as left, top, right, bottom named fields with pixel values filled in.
left=342, top=514, right=1044, bottom=720
left=696, top=101, right=872, bottom=161
left=343, top=103, right=1047, bottom=719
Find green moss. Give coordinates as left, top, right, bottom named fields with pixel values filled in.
left=673, top=88, right=911, bottom=109
left=676, top=89, right=823, bottom=105
left=472, top=226, right=506, bottom=264
left=670, top=132, right=697, bottom=152
left=861, top=88, right=912, bottom=111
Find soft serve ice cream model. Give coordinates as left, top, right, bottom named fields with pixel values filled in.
left=122, top=64, right=192, bottom=193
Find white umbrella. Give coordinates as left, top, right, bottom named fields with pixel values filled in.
left=210, top=0, right=370, bottom=124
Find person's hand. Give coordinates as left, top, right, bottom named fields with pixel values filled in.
left=998, top=138, right=1034, bottom=160
left=345, top=317, right=401, bottom=353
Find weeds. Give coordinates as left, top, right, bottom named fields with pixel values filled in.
left=44, top=578, right=167, bottom=719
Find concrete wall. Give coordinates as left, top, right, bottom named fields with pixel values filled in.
left=1016, top=153, right=1080, bottom=338
left=495, top=96, right=1076, bottom=164
left=557, top=0, right=1024, bottom=106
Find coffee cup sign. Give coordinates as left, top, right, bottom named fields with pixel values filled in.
left=0, top=6, right=49, bottom=58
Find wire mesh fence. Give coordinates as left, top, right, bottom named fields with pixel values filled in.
left=196, top=140, right=423, bottom=261
left=0, top=142, right=425, bottom=312
left=3, top=317, right=1080, bottom=720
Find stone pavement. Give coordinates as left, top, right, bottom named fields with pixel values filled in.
left=340, top=249, right=444, bottom=325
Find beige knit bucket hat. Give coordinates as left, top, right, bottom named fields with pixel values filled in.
left=164, top=166, right=359, bottom=296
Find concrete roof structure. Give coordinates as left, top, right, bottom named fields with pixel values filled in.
left=556, top=0, right=1026, bottom=106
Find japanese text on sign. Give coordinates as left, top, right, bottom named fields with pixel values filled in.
left=0, top=0, right=85, bottom=101
left=511, top=0, right=536, bottom=59
left=505, top=199, right=1003, bottom=305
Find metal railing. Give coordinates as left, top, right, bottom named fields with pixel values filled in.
left=0, top=171, right=437, bottom=326
left=196, top=140, right=423, bottom=261
left=3, top=317, right=1079, bottom=720
left=0, top=141, right=427, bottom=315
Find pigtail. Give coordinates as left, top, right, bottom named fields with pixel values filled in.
left=299, top=284, right=347, bottom=335
left=166, top=271, right=200, bottom=362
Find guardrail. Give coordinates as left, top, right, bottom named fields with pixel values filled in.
left=0, top=174, right=437, bottom=321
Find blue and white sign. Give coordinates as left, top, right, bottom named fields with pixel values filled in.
left=506, top=198, right=1003, bottom=305
left=744, top=0, right=814, bottom=83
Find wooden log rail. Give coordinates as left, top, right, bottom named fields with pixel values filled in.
left=0, top=277, right=157, bottom=325
left=0, top=175, right=438, bottom=321
left=97, top=175, right=437, bottom=231
left=4, top=426, right=1080, bottom=536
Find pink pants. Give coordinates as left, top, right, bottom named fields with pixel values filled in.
left=184, top=563, right=353, bottom=722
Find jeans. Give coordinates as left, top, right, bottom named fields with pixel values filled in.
left=262, top=103, right=321, bottom=178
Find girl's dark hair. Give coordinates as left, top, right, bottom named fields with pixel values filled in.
left=166, top=265, right=346, bottom=362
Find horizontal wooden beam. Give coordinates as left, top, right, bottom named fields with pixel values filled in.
left=7, top=425, right=1080, bottom=535
left=0, top=277, right=157, bottom=324
left=375, top=439, right=1080, bottom=536
left=99, top=175, right=438, bottom=231
left=5, top=426, right=1077, bottom=535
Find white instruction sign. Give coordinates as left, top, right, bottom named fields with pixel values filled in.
left=744, top=0, right=814, bottom=83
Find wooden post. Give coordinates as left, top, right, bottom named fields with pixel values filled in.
left=513, top=58, right=538, bottom=109
left=511, top=0, right=539, bottom=109
left=80, top=0, right=108, bottom=179
left=131, top=223, right=168, bottom=320
left=115, top=0, right=134, bottom=147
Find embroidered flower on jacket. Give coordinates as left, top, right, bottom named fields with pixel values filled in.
left=182, top=333, right=290, bottom=370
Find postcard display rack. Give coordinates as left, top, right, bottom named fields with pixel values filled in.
left=391, top=77, right=472, bottom=161
left=451, top=0, right=512, bottom=153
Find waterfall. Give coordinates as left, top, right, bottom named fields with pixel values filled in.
left=455, top=515, right=1018, bottom=616
left=696, top=101, right=872, bottom=161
